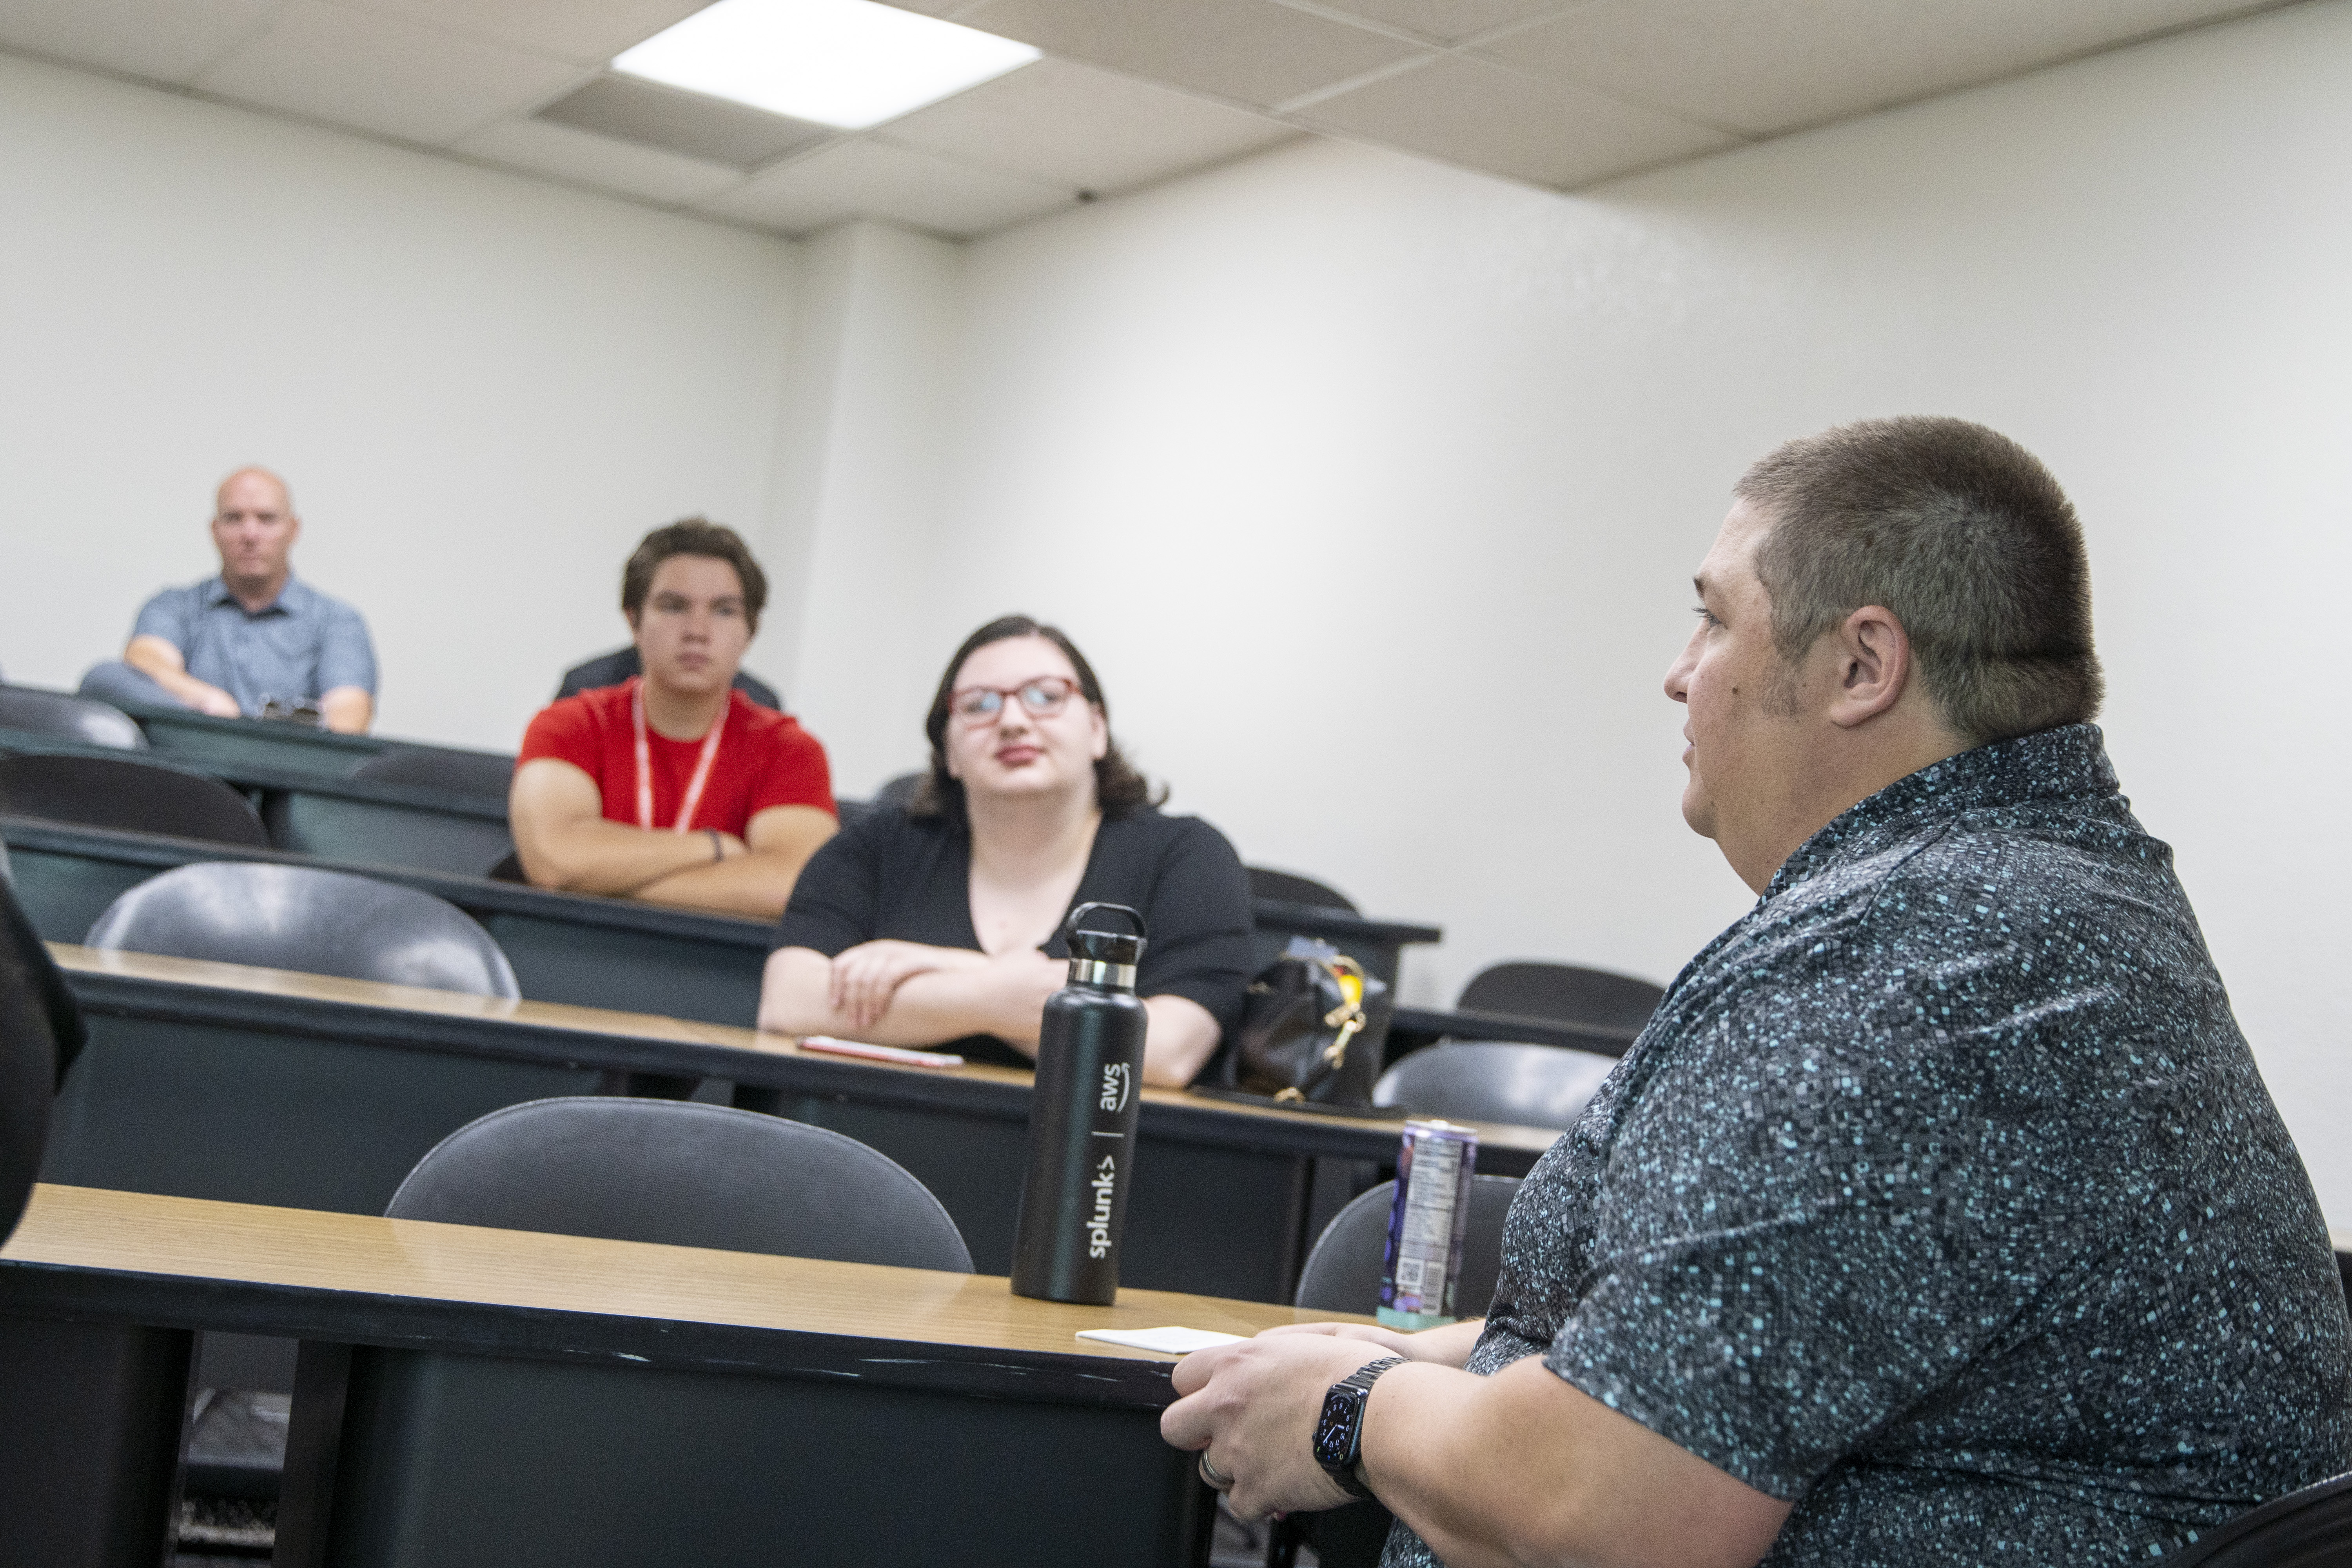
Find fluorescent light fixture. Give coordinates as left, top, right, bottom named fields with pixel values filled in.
left=613, top=0, right=1041, bottom=131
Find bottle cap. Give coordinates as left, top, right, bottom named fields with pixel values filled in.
left=1062, top=902, right=1148, bottom=967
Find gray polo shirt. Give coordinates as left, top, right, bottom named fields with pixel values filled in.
left=131, top=575, right=377, bottom=716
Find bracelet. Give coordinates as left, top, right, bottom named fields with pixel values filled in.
left=707, top=828, right=724, bottom=863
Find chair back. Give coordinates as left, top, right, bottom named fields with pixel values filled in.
left=388, top=1097, right=973, bottom=1271
left=1374, top=1042, right=1615, bottom=1130
left=557, top=647, right=784, bottom=711
left=2, top=876, right=86, bottom=1245
left=2158, top=1473, right=2352, bottom=1566
left=875, top=771, right=924, bottom=810
left=1295, top=1175, right=1520, bottom=1317
left=0, top=687, right=147, bottom=751
left=345, top=747, right=516, bottom=800
left=1247, top=866, right=1357, bottom=913
left=85, top=862, right=519, bottom=998
left=1457, top=961, right=1664, bottom=1034
left=0, top=752, right=266, bottom=846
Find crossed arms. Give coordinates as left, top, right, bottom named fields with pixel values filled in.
left=125, top=635, right=373, bottom=733
left=509, top=756, right=836, bottom=919
left=758, top=941, right=1223, bottom=1086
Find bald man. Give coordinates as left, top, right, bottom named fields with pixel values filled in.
left=81, top=468, right=378, bottom=733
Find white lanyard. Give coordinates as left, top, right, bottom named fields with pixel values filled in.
left=630, top=677, right=727, bottom=833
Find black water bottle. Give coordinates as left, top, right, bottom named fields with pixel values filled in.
left=1009, top=903, right=1150, bottom=1304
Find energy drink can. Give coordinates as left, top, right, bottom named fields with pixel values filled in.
left=1378, top=1118, right=1478, bottom=1331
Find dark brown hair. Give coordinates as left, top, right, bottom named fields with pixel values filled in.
left=621, top=518, right=768, bottom=634
left=911, top=615, right=1162, bottom=823
left=1735, top=417, right=2103, bottom=745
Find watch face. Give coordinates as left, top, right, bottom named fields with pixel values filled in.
left=1313, top=1384, right=1367, bottom=1471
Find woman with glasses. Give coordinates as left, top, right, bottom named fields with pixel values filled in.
left=758, top=615, right=1254, bottom=1087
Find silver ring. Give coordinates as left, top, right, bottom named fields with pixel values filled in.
left=1198, top=1452, right=1235, bottom=1492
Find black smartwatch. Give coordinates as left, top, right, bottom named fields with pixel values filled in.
left=1312, top=1356, right=1406, bottom=1501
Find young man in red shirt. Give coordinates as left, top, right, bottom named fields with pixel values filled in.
left=511, top=521, right=837, bottom=920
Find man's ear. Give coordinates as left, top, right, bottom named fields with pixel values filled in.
left=1826, top=604, right=1912, bottom=730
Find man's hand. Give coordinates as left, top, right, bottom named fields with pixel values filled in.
left=1258, top=1319, right=1481, bottom=1365
left=125, top=634, right=241, bottom=717
left=1161, top=1332, right=1389, bottom=1521
left=829, top=940, right=984, bottom=1030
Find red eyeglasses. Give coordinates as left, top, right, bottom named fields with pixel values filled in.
left=949, top=676, right=1079, bottom=725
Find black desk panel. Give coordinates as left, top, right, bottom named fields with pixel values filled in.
left=0, top=1187, right=1308, bottom=1568
left=0, top=723, right=512, bottom=880
left=43, top=951, right=1555, bottom=1305
left=2, top=815, right=1444, bottom=1046
left=1387, top=1004, right=1642, bottom=1062
left=3, top=816, right=771, bottom=1027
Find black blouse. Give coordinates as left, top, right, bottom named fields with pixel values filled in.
left=773, top=806, right=1254, bottom=1071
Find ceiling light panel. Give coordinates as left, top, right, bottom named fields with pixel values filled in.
left=612, top=0, right=1040, bottom=130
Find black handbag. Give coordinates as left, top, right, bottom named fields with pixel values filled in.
left=1214, top=937, right=1392, bottom=1110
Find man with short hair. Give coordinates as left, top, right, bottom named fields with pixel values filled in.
left=82, top=468, right=378, bottom=732
left=1165, top=418, right=2352, bottom=1566
left=510, top=519, right=837, bottom=920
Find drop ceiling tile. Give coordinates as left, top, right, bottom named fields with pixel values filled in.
left=455, top=117, right=746, bottom=203
left=881, top=58, right=1297, bottom=195
left=538, top=75, right=828, bottom=167
left=960, top=0, right=1419, bottom=109
left=337, top=0, right=712, bottom=65
left=1298, top=54, right=1735, bottom=187
left=0, top=0, right=279, bottom=85
left=1477, top=0, right=2269, bottom=136
left=1299, top=0, right=1567, bottom=46
left=699, top=138, right=1074, bottom=237
left=194, top=2, right=587, bottom=145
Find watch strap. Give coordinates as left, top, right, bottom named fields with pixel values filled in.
left=1321, top=1356, right=1406, bottom=1500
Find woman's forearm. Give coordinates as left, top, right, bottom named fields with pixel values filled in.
left=759, top=947, right=1057, bottom=1046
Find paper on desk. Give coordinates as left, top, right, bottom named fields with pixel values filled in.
left=1076, top=1326, right=1247, bottom=1355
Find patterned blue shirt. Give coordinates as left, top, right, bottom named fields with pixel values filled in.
left=131, top=575, right=377, bottom=715
left=1386, top=724, right=2351, bottom=1567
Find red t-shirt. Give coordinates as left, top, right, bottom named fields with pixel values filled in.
left=517, top=684, right=835, bottom=836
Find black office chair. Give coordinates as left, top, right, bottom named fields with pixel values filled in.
left=2159, top=1472, right=2352, bottom=1565
left=345, top=747, right=516, bottom=800
left=388, top=1096, right=972, bottom=1270
left=0, top=751, right=267, bottom=847
left=556, top=647, right=783, bottom=712
left=1457, top=961, right=1664, bottom=1035
left=0, top=686, right=147, bottom=751
left=0, top=875, right=87, bottom=1243
left=84, top=862, right=519, bottom=998
left=1294, top=1174, right=1519, bottom=1318
left=875, top=771, right=924, bottom=811
left=1372, top=1042, right=1615, bottom=1130
left=1247, top=866, right=1358, bottom=912
left=1269, top=1176, right=1521, bottom=1568
left=276, top=1103, right=971, bottom=1560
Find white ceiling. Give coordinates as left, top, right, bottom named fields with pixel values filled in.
left=0, top=0, right=2296, bottom=241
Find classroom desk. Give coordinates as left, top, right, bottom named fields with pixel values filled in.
left=2, top=815, right=1446, bottom=1038
left=99, top=689, right=507, bottom=788
left=1387, top=1004, right=1643, bottom=1064
left=4, top=815, right=777, bottom=1025
left=0, top=724, right=513, bottom=879
left=0, top=1184, right=1342, bottom=1568
left=44, top=945, right=1560, bottom=1303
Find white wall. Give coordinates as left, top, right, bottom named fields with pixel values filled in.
left=0, top=52, right=800, bottom=750
left=7, top=7, right=2347, bottom=1215
left=895, top=3, right=2352, bottom=1209
left=773, top=221, right=965, bottom=798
